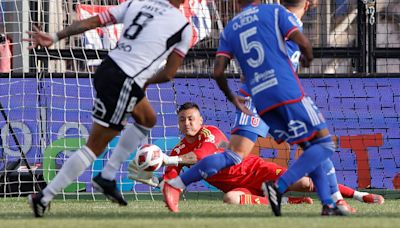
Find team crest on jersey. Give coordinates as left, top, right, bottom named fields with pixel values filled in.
left=275, top=169, right=282, bottom=176
left=250, top=117, right=260, bottom=127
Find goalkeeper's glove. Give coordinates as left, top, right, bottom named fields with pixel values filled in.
left=163, top=154, right=182, bottom=166
left=128, top=160, right=160, bottom=187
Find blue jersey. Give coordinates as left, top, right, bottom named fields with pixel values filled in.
left=286, top=14, right=303, bottom=71
left=231, top=87, right=269, bottom=140
left=217, top=4, right=304, bottom=114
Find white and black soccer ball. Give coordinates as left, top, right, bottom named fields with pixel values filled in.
left=134, top=144, right=164, bottom=172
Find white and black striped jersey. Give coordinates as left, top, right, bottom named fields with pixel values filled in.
left=98, top=0, right=192, bottom=88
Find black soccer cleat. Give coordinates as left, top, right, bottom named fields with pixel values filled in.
left=28, top=192, right=49, bottom=218
left=92, top=173, right=128, bottom=206
left=321, top=204, right=345, bottom=216
left=263, top=181, right=282, bottom=216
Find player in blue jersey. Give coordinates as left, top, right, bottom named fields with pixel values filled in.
left=214, top=0, right=341, bottom=216
left=163, top=0, right=343, bottom=216
left=218, top=0, right=352, bottom=214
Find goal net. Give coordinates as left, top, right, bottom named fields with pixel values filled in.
left=0, top=0, right=399, bottom=200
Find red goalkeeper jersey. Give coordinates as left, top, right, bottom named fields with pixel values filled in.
left=163, top=125, right=285, bottom=196
left=163, top=125, right=229, bottom=180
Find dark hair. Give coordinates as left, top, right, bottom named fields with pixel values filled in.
left=281, top=0, right=306, bottom=7
left=177, top=102, right=201, bottom=114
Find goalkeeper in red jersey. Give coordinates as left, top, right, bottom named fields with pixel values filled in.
left=128, top=102, right=384, bottom=208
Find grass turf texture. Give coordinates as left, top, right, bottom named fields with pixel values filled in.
left=0, top=195, right=399, bottom=228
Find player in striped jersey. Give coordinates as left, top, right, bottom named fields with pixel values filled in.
left=24, top=0, right=191, bottom=217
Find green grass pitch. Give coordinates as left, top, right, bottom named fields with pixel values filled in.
left=1, top=195, right=399, bottom=228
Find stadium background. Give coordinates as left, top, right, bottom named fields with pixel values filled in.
left=0, top=0, right=399, bottom=197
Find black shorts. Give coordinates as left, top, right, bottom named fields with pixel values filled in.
left=92, top=57, right=145, bottom=131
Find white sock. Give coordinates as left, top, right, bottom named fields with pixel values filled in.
left=41, top=146, right=96, bottom=205
left=101, top=123, right=149, bottom=181
left=353, top=191, right=368, bottom=202
left=168, top=177, right=186, bottom=190
left=331, top=191, right=344, bottom=202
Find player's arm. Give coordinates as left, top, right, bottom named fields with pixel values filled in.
left=162, top=151, right=197, bottom=166
left=24, top=16, right=101, bottom=49
left=287, top=30, right=313, bottom=67
left=277, top=5, right=313, bottom=67
left=55, top=17, right=102, bottom=42
left=144, top=24, right=192, bottom=89
left=144, top=52, right=185, bottom=88
left=214, top=56, right=253, bottom=116
left=214, top=55, right=234, bottom=102
left=24, top=1, right=131, bottom=49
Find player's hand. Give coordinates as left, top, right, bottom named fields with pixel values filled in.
left=127, top=160, right=159, bottom=187
left=300, top=54, right=311, bottom=68
left=23, top=25, right=55, bottom=49
left=232, top=95, right=253, bottom=116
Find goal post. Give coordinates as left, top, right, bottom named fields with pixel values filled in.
left=0, top=0, right=399, bottom=200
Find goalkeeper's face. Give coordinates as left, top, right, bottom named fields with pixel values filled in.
left=178, top=108, right=203, bottom=137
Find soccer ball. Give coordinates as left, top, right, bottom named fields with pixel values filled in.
left=134, top=144, right=164, bottom=172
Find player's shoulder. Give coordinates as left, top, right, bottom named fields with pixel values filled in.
left=200, top=125, right=228, bottom=143
left=201, top=125, right=224, bottom=135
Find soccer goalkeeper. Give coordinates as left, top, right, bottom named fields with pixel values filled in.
left=128, top=102, right=384, bottom=210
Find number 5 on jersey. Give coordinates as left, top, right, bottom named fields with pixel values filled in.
left=240, top=27, right=264, bottom=68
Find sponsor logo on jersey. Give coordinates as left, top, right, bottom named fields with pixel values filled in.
left=174, top=142, right=186, bottom=154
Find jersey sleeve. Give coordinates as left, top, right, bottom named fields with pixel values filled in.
left=98, top=0, right=133, bottom=25
left=277, top=5, right=300, bottom=39
left=216, top=30, right=233, bottom=59
left=173, top=24, right=192, bottom=58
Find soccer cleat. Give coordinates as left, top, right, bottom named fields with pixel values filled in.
left=288, top=196, right=314, bottom=204
left=263, top=181, right=282, bottom=216
left=336, top=199, right=356, bottom=215
left=28, top=192, right=49, bottom=218
left=321, top=204, right=345, bottom=216
left=92, top=173, right=128, bottom=206
left=362, top=194, right=385, bottom=204
left=162, top=182, right=181, bottom=213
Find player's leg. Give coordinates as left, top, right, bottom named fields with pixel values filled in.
left=223, top=188, right=269, bottom=205
left=319, top=158, right=356, bottom=214
left=337, top=184, right=384, bottom=204
left=28, top=57, right=131, bottom=217
left=93, top=96, right=155, bottom=205
left=91, top=76, right=152, bottom=205
left=263, top=97, right=338, bottom=216
left=29, top=123, right=120, bottom=217
left=163, top=142, right=243, bottom=212
left=100, top=97, right=155, bottom=181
